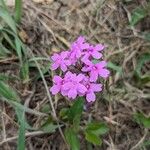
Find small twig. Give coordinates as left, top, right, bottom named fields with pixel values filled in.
left=0, top=131, right=47, bottom=145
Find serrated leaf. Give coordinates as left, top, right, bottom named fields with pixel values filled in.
left=134, top=112, right=150, bottom=128
left=85, top=131, right=102, bottom=145
left=65, top=128, right=80, bottom=150
left=86, top=122, right=109, bottom=135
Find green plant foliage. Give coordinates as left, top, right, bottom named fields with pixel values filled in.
left=134, top=112, right=150, bottom=128
left=85, top=131, right=102, bottom=145
left=130, top=7, right=147, bottom=26
left=0, top=81, right=20, bottom=102
left=20, top=61, right=29, bottom=83
left=40, top=117, right=61, bottom=133
left=67, top=97, right=84, bottom=131
left=67, top=97, right=84, bottom=122
left=86, top=122, right=109, bottom=135
left=0, top=81, right=26, bottom=150
left=0, top=6, right=17, bottom=33
left=134, top=53, right=150, bottom=85
left=107, top=62, right=122, bottom=74
left=15, top=0, right=22, bottom=23
left=65, top=128, right=80, bottom=150
left=85, top=122, right=109, bottom=145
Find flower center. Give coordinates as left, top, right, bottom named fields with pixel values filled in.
left=86, top=84, right=90, bottom=89
left=92, top=66, right=97, bottom=70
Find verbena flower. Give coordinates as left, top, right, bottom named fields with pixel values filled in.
left=51, top=51, right=71, bottom=72
left=82, top=44, right=104, bottom=62
left=69, top=36, right=90, bottom=64
left=82, top=61, right=110, bottom=82
left=50, top=75, right=64, bottom=95
left=62, top=72, right=87, bottom=99
left=50, top=36, right=110, bottom=103
left=85, top=83, right=102, bottom=102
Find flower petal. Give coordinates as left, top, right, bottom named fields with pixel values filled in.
left=53, top=75, right=62, bottom=83
left=77, top=84, right=87, bottom=93
left=51, top=63, right=59, bottom=70
left=95, top=44, right=105, bottom=51
left=68, top=89, right=77, bottom=99
left=90, top=71, right=98, bottom=82
left=92, top=51, right=102, bottom=59
left=60, top=51, right=69, bottom=59
left=60, top=63, right=67, bottom=72
left=99, top=69, right=110, bottom=78
left=51, top=53, right=59, bottom=61
left=77, top=74, right=85, bottom=82
left=50, top=85, right=60, bottom=95
left=91, top=83, right=102, bottom=92
left=63, top=82, right=73, bottom=90
left=86, top=92, right=96, bottom=102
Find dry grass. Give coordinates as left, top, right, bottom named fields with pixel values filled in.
left=0, top=0, right=150, bottom=149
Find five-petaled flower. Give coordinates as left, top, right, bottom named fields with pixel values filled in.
left=51, top=51, right=71, bottom=72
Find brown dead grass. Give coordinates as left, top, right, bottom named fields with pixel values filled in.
left=0, top=0, right=150, bottom=150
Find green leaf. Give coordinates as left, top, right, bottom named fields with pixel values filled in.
left=130, top=7, right=147, bottom=26
left=59, top=108, right=69, bottom=120
left=0, top=43, right=11, bottom=56
left=15, top=0, right=22, bottom=23
left=15, top=38, right=23, bottom=63
left=134, top=53, right=150, bottom=85
left=134, top=112, right=150, bottom=128
left=0, top=81, right=20, bottom=102
left=0, top=6, right=17, bottom=33
left=86, top=122, right=109, bottom=136
left=65, top=128, right=80, bottom=150
left=67, top=97, right=84, bottom=124
left=41, top=122, right=58, bottom=133
left=17, top=108, right=25, bottom=150
left=20, top=61, right=29, bottom=83
left=85, top=131, right=102, bottom=145
left=107, top=62, right=122, bottom=74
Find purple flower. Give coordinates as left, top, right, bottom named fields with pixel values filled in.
left=82, top=44, right=104, bottom=62
left=62, top=72, right=87, bottom=99
left=51, top=51, right=71, bottom=72
left=69, top=36, right=90, bottom=64
left=82, top=61, right=110, bottom=82
left=50, top=36, right=110, bottom=103
left=50, top=75, right=63, bottom=95
left=85, top=83, right=102, bottom=102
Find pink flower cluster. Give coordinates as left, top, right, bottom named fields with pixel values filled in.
left=50, top=36, right=110, bottom=102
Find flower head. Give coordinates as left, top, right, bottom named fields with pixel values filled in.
left=50, top=36, right=110, bottom=103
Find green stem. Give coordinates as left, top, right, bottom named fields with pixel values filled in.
left=15, top=0, right=22, bottom=23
